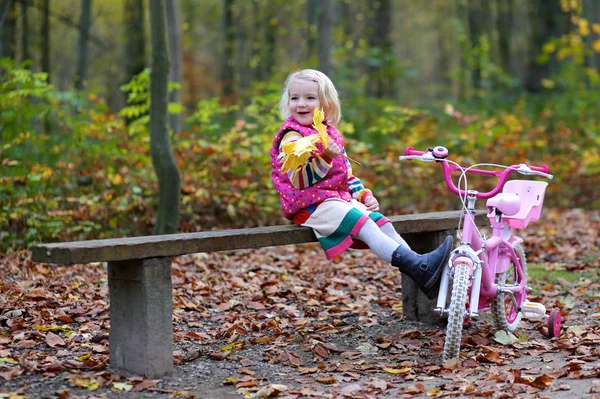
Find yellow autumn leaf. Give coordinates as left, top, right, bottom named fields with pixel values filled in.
left=383, top=367, right=412, bottom=375
left=277, top=134, right=321, bottom=175
left=579, top=19, right=590, bottom=36
left=113, top=382, right=133, bottom=391
left=312, top=108, right=328, bottom=149
left=33, top=324, right=71, bottom=332
left=220, top=341, right=244, bottom=352
left=593, top=23, right=600, bottom=34
left=593, top=39, right=600, bottom=52
left=109, top=173, right=123, bottom=185
left=70, top=377, right=99, bottom=390
left=78, top=352, right=92, bottom=361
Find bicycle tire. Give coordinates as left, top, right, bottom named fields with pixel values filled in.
left=491, top=244, right=527, bottom=333
left=442, top=261, right=471, bottom=362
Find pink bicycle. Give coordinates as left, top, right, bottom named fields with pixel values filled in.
left=399, top=146, right=562, bottom=361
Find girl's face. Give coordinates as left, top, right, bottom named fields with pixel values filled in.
left=288, top=79, right=321, bottom=126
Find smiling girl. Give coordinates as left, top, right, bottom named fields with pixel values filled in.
left=270, top=69, right=453, bottom=299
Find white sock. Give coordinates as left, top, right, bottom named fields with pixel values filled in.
left=354, top=219, right=400, bottom=263
left=380, top=222, right=410, bottom=249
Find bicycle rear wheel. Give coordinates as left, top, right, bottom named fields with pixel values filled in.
left=442, top=261, right=471, bottom=362
left=491, top=244, right=527, bottom=333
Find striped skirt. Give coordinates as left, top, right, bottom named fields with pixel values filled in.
left=293, top=198, right=390, bottom=260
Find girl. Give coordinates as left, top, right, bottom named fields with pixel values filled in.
left=270, top=69, right=453, bottom=299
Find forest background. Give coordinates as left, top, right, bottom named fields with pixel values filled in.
left=1, top=0, right=600, bottom=252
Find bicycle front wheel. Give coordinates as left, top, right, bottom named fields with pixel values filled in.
left=491, top=244, right=527, bottom=333
left=442, top=261, right=471, bottom=362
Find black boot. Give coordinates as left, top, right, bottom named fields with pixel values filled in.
left=391, top=235, right=454, bottom=299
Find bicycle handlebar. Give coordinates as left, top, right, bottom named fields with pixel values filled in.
left=399, top=146, right=553, bottom=199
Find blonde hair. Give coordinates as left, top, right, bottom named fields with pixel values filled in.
left=279, top=69, right=342, bottom=126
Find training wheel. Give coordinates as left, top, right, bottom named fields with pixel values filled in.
left=546, top=309, right=561, bottom=338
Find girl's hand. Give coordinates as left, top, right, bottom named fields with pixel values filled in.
left=324, top=139, right=342, bottom=159
left=364, top=195, right=380, bottom=212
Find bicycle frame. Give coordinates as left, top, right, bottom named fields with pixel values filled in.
left=435, top=193, right=527, bottom=320
left=401, top=146, right=551, bottom=320
left=400, top=146, right=560, bottom=359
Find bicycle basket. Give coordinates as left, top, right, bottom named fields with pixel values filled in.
left=488, top=180, right=548, bottom=229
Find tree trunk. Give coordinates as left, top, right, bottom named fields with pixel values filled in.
left=41, top=0, right=50, bottom=81
left=306, top=0, right=319, bottom=60
left=166, top=0, right=182, bottom=134
left=75, top=0, right=92, bottom=90
left=149, top=0, right=181, bottom=235
left=0, top=0, right=16, bottom=60
left=124, top=0, right=147, bottom=111
left=496, top=0, right=514, bottom=74
left=468, top=0, right=484, bottom=90
left=367, top=0, right=394, bottom=98
left=457, top=0, right=468, bottom=101
left=595, top=0, right=600, bottom=70
left=435, top=0, right=453, bottom=92
left=524, top=0, right=568, bottom=92
left=261, top=7, right=276, bottom=81
left=317, top=0, right=333, bottom=78
left=20, top=0, right=29, bottom=63
left=220, top=0, right=235, bottom=102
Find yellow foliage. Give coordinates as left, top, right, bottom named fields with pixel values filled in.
left=579, top=19, right=590, bottom=36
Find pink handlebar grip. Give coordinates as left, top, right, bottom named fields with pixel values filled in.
left=404, top=146, right=424, bottom=156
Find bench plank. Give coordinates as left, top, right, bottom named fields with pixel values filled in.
left=32, top=210, right=489, bottom=265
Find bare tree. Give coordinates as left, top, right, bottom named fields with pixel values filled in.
left=149, top=0, right=181, bottom=235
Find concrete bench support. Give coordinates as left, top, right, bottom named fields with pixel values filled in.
left=108, top=257, right=173, bottom=377
left=402, top=229, right=453, bottom=325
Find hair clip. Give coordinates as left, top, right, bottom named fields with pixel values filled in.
left=312, top=75, right=318, bottom=82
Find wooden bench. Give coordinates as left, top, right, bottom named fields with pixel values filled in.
left=31, top=210, right=488, bottom=378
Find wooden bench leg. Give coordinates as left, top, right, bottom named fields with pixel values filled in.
left=401, top=229, right=455, bottom=326
left=107, top=257, right=173, bottom=377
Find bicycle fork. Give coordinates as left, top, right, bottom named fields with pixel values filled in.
left=435, top=246, right=483, bottom=318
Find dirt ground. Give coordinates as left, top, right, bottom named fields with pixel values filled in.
left=1, top=208, right=600, bottom=398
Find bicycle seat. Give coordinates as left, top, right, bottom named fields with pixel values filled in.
left=486, top=193, right=521, bottom=216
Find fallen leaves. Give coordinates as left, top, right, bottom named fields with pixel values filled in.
left=1, top=209, right=600, bottom=397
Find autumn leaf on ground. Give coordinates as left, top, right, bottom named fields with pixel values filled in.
left=493, top=330, right=518, bottom=345
left=112, top=382, right=133, bottom=391
left=69, top=377, right=99, bottom=390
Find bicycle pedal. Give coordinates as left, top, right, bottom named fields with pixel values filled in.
left=520, top=301, right=546, bottom=320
